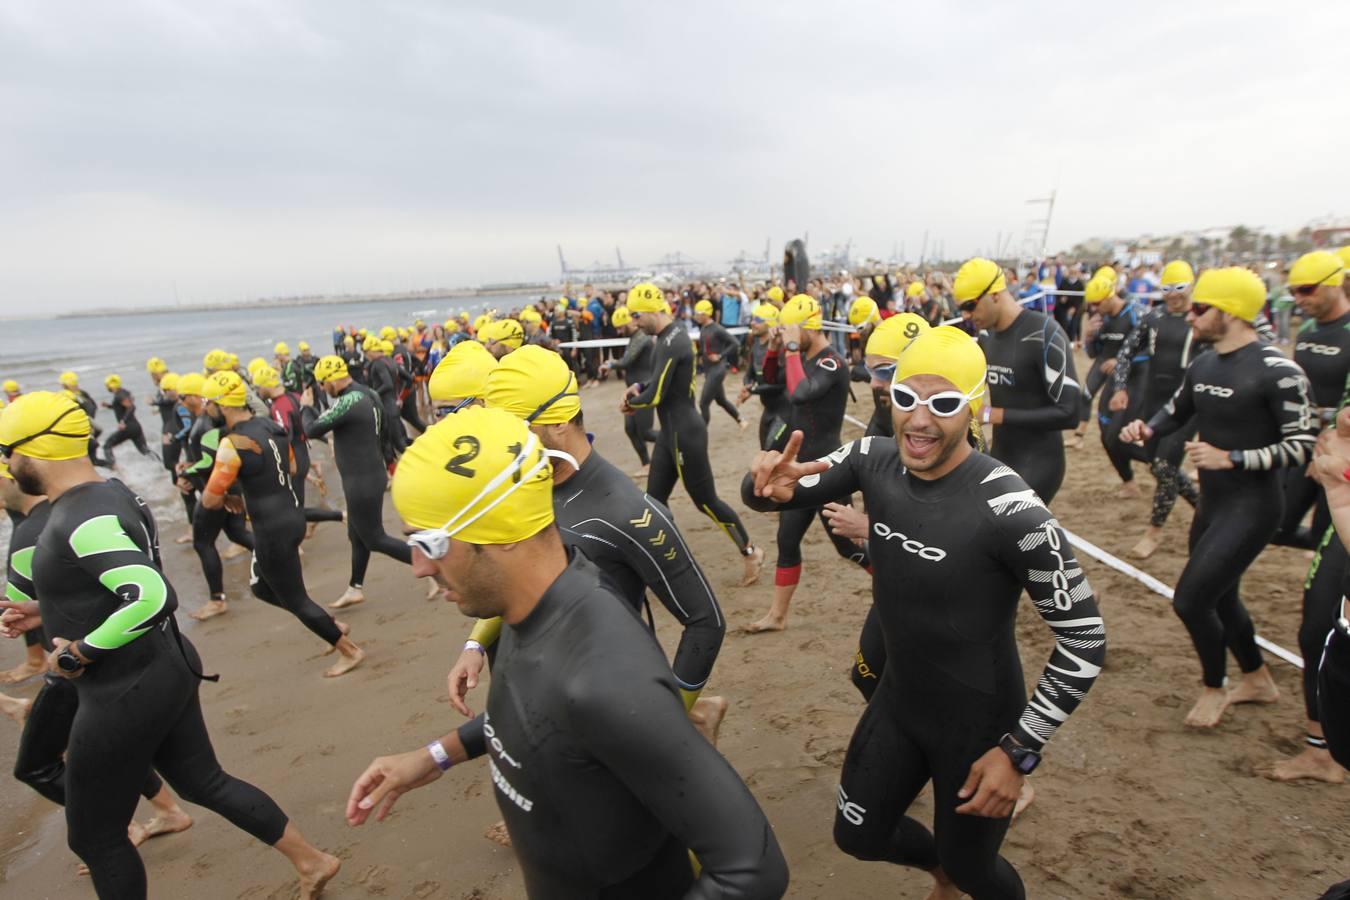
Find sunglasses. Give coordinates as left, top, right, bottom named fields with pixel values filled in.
left=0, top=406, right=85, bottom=459
left=890, top=381, right=984, bottom=417
left=1189, top=303, right=1215, bottom=317
left=1291, top=267, right=1341, bottom=298
left=958, top=271, right=1002, bottom=313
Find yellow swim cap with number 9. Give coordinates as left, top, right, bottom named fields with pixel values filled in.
left=894, top=326, right=987, bottom=421
left=392, top=405, right=556, bottom=543
left=866, top=313, right=930, bottom=361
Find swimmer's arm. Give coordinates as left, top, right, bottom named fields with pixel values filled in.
left=998, top=325, right=1080, bottom=431
left=308, top=389, right=360, bottom=438
left=70, top=513, right=179, bottom=661
left=993, top=508, right=1105, bottom=752
left=628, top=349, right=674, bottom=409
left=571, top=670, right=789, bottom=899
left=1234, top=362, right=1318, bottom=470
left=741, top=434, right=862, bottom=514
left=1111, top=319, right=1148, bottom=393
left=172, top=407, right=194, bottom=441
left=200, top=437, right=241, bottom=510
left=1145, top=369, right=1196, bottom=438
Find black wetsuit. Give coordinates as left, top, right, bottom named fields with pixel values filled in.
left=743, top=440, right=1103, bottom=899
left=365, top=355, right=406, bottom=454
left=1322, top=570, right=1350, bottom=771
left=744, top=337, right=789, bottom=449
left=278, top=359, right=304, bottom=394
left=1113, top=308, right=1203, bottom=528
left=33, top=479, right=288, bottom=898
left=65, top=389, right=106, bottom=465
left=297, top=353, right=325, bottom=410
left=1273, top=312, right=1350, bottom=548
left=1146, top=341, right=1316, bottom=688
left=182, top=414, right=254, bottom=597
left=455, top=551, right=787, bottom=899
left=5, top=502, right=46, bottom=650
left=103, top=388, right=152, bottom=461
left=1088, top=300, right=1149, bottom=483
left=630, top=322, right=753, bottom=555
left=980, top=309, right=1081, bottom=502
left=697, top=320, right=742, bottom=425
left=267, top=390, right=342, bottom=523
left=609, top=330, right=659, bottom=466
left=219, top=416, right=343, bottom=645
left=307, top=382, right=412, bottom=587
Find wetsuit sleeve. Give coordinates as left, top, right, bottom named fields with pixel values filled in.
left=182, top=429, right=221, bottom=489
left=997, top=321, right=1080, bottom=430
left=467, top=616, right=503, bottom=647
left=987, top=497, right=1105, bottom=751
left=568, top=667, right=789, bottom=898
left=5, top=541, right=37, bottom=604
left=629, top=338, right=675, bottom=409
left=1111, top=314, right=1149, bottom=393
left=307, top=389, right=360, bottom=438
left=67, top=513, right=178, bottom=661
left=1145, top=364, right=1196, bottom=437
left=715, top=326, right=740, bottom=361
left=456, top=714, right=487, bottom=760
left=1232, top=356, right=1317, bottom=470
left=614, top=332, right=646, bottom=371
left=172, top=406, right=194, bottom=441
left=741, top=438, right=866, bottom=513
left=786, top=353, right=842, bottom=405
left=203, top=436, right=242, bottom=500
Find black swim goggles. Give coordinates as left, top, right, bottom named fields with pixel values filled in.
left=958, top=271, right=1002, bottom=313
left=1292, top=267, right=1341, bottom=297
left=0, top=405, right=87, bottom=458
left=890, top=382, right=984, bottom=418
left=524, top=380, right=580, bottom=424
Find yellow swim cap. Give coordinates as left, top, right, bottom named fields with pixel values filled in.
left=485, top=345, right=581, bottom=425
left=177, top=372, right=207, bottom=397
left=1093, top=266, right=1117, bottom=283
left=203, top=349, right=227, bottom=372
left=429, top=340, right=498, bottom=404
left=314, top=356, right=350, bottom=383
left=159, top=372, right=180, bottom=393
left=2, top=379, right=19, bottom=394
left=105, top=374, right=122, bottom=390
left=398, top=327, right=409, bottom=339
left=59, top=371, right=79, bottom=389
left=146, top=357, right=167, bottom=375
left=557, top=298, right=570, bottom=311
left=203, top=371, right=248, bottom=408
left=380, top=340, right=395, bottom=354
left=952, top=258, right=1006, bottom=303
left=0, top=391, right=92, bottom=461
left=445, top=320, right=460, bottom=333
left=481, top=318, right=524, bottom=351
left=765, top=286, right=785, bottom=304
left=848, top=296, right=880, bottom=327
left=751, top=303, right=779, bottom=324
left=694, top=299, right=715, bottom=318
left=225, top=353, right=239, bottom=368
left=866, top=313, right=931, bottom=360
left=472, top=313, right=495, bottom=334
left=894, top=326, right=987, bottom=420
left=1336, top=247, right=1350, bottom=270
left=297, top=341, right=310, bottom=352
left=906, top=281, right=926, bottom=299
left=343, top=335, right=356, bottom=346
left=1193, top=267, right=1266, bottom=323
left=274, top=341, right=290, bottom=356
left=252, top=365, right=280, bottom=389
left=247, top=357, right=269, bottom=377
left=1084, top=275, right=1116, bottom=304
left=627, top=283, right=667, bottom=314
left=780, top=294, right=823, bottom=330
left=1160, top=260, right=1195, bottom=286
left=380, top=326, right=396, bottom=341
left=610, top=306, right=633, bottom=328
left=1288, top=250, right=1345, bottom=288
left=391, top=405, right=556, bottom=544
left=518, top=308, right=542, bottom=325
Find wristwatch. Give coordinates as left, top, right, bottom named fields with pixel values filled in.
left=1227, top=450, right=1244, bottom=470
left=56, top=645, right=86, bottom=674
left=785, top=341, right=801, bottom=352
left=998, top=733, right=1041, bottom=774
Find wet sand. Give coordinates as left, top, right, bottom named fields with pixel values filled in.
left=1, top=364, right=1347, bottom=898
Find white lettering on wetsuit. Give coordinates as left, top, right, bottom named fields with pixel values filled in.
left=1296, top=342, right=1342, bottom=357
left=1193, top=383, right=1234, bottom=398
left=987, top=364, right=1015, bottom=387
left=836, top=785, right=866, bottom=826
left=489, top=759, right=534, bottom=813
left=482, top=716, right=521, bottom=769
left=871, top=522, right=947, bottom=561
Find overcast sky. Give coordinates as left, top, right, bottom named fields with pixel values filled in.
left=2, top=0, right=1347, bottom=311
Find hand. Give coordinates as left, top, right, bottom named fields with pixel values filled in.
left=1119, top=419, right=1152, bottom=444
left=821, top=502, right=869, bottom=544
left=1100, top=358, right=1117, bottom=376
left=176, top=477, right=194, bottom=495
left=1109, top=389, right=1128, bottom=412
left=779, top=324, right=803, bottom=347
left=345, top=747, right=443, bottom=826
left=118, top=423, right=126, bottom=431
left=0, top=601, right=43, bottom=639
left=1185, top=440, right=1234, bottom=471
left=447, top=648, right=486, bottom=717
left=45, top=637, right=85, bottom=680
left=750, top=430, right=829, bottom=502
left=223, top=495, right=245, bottom=514
left=737, top=386, right=751, bottom=405
left=766, top=327, right=783, bottom=350
left=161, top=433, right=172, bottom=446
left=955, top=746, right=1024, bottom=818
left=707, top=352, right=721, bottom=364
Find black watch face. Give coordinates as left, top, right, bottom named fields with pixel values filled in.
left=58, top=653, right=81, bottom=672
left=1016, top=753, right=1039, bottom=774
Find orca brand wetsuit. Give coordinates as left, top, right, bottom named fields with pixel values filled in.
left=630, top=322, right=753, bottom=555
left=307, top=383, right=412, bottom=587
left=1088, top=300, right=1149, bottom=482
left=697, top=320, right=742, bottom=425
left=979, top=309, right=1080, bottom=502
left=609, top=330, right=659, bottom=466
left=210, top=416, right=344, bottom=645
left=33, top=480, right=288, bottom=898
left=455, top=552, right=787, bottom=899
left=744, top=440, right=1103, bottom=899
left=267, top=390, right=342, bottom=522
left=1146, top=341, right=1316, bottom=687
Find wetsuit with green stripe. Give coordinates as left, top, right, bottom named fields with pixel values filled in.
left=33, top=479, right=288, bottom=897
left=629, top=321, right=753, bottom=555
left=182, top=414, right=253, bottom=596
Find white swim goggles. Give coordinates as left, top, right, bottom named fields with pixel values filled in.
left=406, top=432, right=578, bottom=560
left=889, top=380, right=985, bottom=418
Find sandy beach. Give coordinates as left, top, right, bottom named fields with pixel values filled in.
left=2, top=357, right=1347, bottom=899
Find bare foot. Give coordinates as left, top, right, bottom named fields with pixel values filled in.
left=1228, top=667, right=1279, bottom=706
left=743, top=614, right=786, bottom=635
left=297, top=852, right=341, bottom=900
left=739, top=546, right=765, bottom=587
left=1117, top=481, right=1142, bottom=499
left=320, top=621, right=352, bottom=656
left=189, top=598, right=229, bottom=621
left=304, top=521, right=317, bottom=541
left=174, top=531, right=193, bottom=545
left=738, top=418, right=749, bottom=433
left=1129, top=531, right=1161, bottom=560
left=484, top=820, right=513, bottom=847
left=631, top=464, right=650, bottom=479
left=425, top=578, right=441, bottom=601
left=0, top=659, right=43, bottom=685
left=128, top=808, right=193, bottom=847
left=1065, top=432, right=1085, bottom=449
left=925, top=867, right=963, bottom=900
left=1011, top=780, right=1035, bottom=820
left=0, top=693, right=32, bottom=724
left=689, top=696, right=729, bottom=746
left=329, top=586, right=365, bottom=610
left=1266, top=746, right=1347, bottom=783
left=221, top=543, right=248, bottom=561
left=323, top=641, right=364, bottom=678
left=1184, top=687, right=1231, bottom=728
